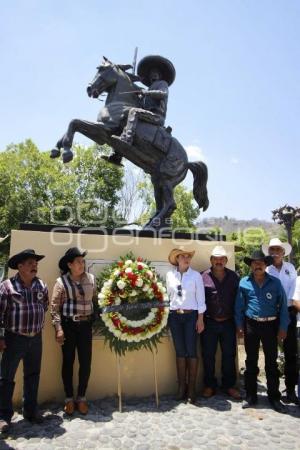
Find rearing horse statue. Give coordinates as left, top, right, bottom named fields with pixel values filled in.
left=50, top=56, right=209, bottom=230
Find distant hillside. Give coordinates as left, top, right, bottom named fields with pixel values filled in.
left=196, top=217, right=282, bottom=236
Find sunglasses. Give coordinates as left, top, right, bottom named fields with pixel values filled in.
left=177, top=285, right=182, bottom=297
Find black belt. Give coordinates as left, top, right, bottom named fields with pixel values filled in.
left=62, top=315, right=92, bottom=323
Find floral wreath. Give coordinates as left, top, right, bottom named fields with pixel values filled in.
left=97, top=253, right=169, bottom=354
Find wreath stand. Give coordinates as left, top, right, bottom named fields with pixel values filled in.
left=116, top=351, right=160, bottom=412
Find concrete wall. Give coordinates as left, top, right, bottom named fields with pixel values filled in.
left=8, top=229, right=235, bottom=405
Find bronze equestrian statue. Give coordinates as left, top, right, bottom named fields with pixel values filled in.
left=50, top=55, right=209, bottom=230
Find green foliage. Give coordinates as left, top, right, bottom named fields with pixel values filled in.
left=0, top=140, right=125, bottom=260
left=228, top=227, right=270, bottom=277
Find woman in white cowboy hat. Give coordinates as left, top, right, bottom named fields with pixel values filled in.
left=262, top=238, right=298, bottom=404
left=166, top=247, right=206, bottom=404
left=50, top=247, right=96, bottom=416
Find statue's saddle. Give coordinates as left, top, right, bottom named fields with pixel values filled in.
left=136, top=122, right=173, bottom=154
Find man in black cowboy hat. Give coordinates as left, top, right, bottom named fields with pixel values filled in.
left=235, top=249, right=289, bottom=413
left=0, top=249, right=48, bottom=432
left=106, top=54, right=176, bottom=166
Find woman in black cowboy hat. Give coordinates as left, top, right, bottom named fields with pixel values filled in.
left=50, top=247, right=96, bottom=416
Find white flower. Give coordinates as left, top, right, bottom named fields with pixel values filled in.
left=98, top=292, right=105, bottom=300
left=130, top=290, right=137, bottom=296
left=117, top=280, right=126, bottom=290
left=114, top=329, right=122, bottom=338
left=135, top=278, right=143, bottom=287
left=146, top=270, right=153, bottom=279
left=103, top=280, right=112, bottom=288
left=125, top=267, right=132, bottom=274
left=113, top=270, right=120, bottom=276
left=124, top=259, right=133, bottom=266
left=114, top=297, right=121, bottom=305
left=142, top=285, right=149, bottom=292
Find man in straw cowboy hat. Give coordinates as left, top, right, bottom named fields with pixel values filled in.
left=235, top=249, right=289, bottom=413
left=106, top=54, right=175, bottom=166
left=166, top=247, right=206, bottom=404
left=201, top=245, right=240, bottom=400
left=262, top=237, right=298, bottom=404
left=0, top=249, right=48, bottom=432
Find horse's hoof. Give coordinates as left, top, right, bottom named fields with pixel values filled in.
left=62, top=149, right=74, bottom=163
left=50, top=148, right=61, bottom=159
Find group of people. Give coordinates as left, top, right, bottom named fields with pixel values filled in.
left=0, top=247, right=96, bottom=432
left=0, top=238, right=299, bottom=433
left=166, top=238, right=300, bottom=413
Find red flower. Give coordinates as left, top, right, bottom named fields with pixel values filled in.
left=137, top=264, right=143, bottom=271
left=137, top=257, right=143, bottom=262
left=117, top=261, right=123, bottom=267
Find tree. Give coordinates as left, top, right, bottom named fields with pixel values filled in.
left=228, top=227, right=271, bottom=277
left=0, top=140, right=124, bottom=238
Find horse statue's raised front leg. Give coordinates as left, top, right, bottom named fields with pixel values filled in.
left=50, top=118, right=80, bottom=163
left=50, top=119, right=112, bottom=163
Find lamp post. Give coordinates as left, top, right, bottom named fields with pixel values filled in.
left=272, top=205, right=300, bottom=263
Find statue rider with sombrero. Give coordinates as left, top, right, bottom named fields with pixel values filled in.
left=105, top=54, right=176, bottom=166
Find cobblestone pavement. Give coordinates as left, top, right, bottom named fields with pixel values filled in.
left=1, top=384, right=299, bottom=450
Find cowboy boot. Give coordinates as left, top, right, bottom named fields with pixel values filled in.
left=101, top=153, right=123, bottom=166
left=175, top=357, right=187, bottom=401
left=187, top=358, right=198, bottom=404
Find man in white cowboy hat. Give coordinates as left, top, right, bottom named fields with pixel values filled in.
left=235, top=249, right=289, bottom=413
left=262, top=237, right=298, bottom=404
left=0, top=249, right=48, bottom=433
left=201, top=245, right=240, bottom=400
left=106, top=54, right=175, bottom=166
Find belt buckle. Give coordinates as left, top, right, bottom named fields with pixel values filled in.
left=72, top=315, right=80, bottom=322
left=177, top=309, right=184, bottom=314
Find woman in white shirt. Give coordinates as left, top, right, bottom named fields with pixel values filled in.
left=166, top=247, right=206, bottom=403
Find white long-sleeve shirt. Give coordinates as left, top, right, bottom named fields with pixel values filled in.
left=292, top=276, right=300, bottom=326
left=166, top=267, right=206, bottom=313
left=266, top=261, right=297, bottom=306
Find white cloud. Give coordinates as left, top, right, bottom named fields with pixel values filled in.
left=230, top=157, right=239, bottom=165
left=185, top=145, right=206, bottom=162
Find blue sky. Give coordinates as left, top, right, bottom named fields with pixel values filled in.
left=1, top=0, right=299, bottom=221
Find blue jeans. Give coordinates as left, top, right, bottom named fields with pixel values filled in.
left=0, top=331, right=42, bottom=422
left=201, top=318, right=236, bottom=389
left=168, top=311, right=198, bottom=358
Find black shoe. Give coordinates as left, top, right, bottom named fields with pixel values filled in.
left=286, top=391, right=299, bottom=405
left=269, top=399, right=287, bottom=414
left=0, top=419, right=10, bottom=433
left=101, top=154, right=124, bottom=167
left=23, top=411, right=44, bottom=424
left=242, top=396, right=257, bottom=409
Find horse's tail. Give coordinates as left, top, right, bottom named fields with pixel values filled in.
left=187, top=161, right=209, bottom=211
